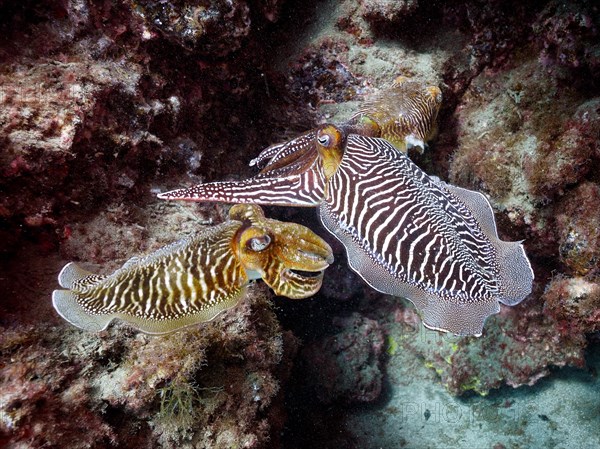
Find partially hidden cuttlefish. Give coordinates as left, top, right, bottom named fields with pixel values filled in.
left=158, top=125, right=534, bottom=336
left=52, top=204, right=333, bottom=334
left=344, top=76, right=442, bottom=153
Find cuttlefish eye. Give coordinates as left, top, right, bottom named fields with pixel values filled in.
left=317, top=133, right=331, bottom=147
left=246, top=234, right=272, bottom=252
left=317, top=125, right=344, bottom=149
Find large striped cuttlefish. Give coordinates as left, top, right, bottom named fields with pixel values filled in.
left=52, top=204, right=333, bottom=334
left=158, top=125, right=534, bottom=336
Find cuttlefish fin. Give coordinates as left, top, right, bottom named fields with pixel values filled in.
left=53, top=230, right=250, bottom=334
left=434, top=178, right=534, bottom=305
left=57, top=262, right=106, bottom=289
left=319, top=202, right=497, bottom=336
left=52, top=289, right=112, bottom=332
left=54, top=262, right=111, bottom=332
left=52, top=285, right=247, bottom=334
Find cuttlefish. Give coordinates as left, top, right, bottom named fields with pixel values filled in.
left=333, top=76, right=441, bottom=153
left=158, top=126, right=534, bottom=336
left=52, top=204, right=333, bottom=334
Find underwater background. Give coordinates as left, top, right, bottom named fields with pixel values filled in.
left=1, top=0, right=599, bottom=448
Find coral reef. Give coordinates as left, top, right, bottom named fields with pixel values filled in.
left=360, top=0, right=419, bottom=25
left=534, top=0, right=600, bottom=79
left=390, top=301, right=586, bottom=396
left=129, top=0, right=252, bottom=56
left=555, top=181, right=600, bottom=276
left=543, top=276, right=600, bottom=335
left=1, top=285, right=297, bottom=448
left=2, top=0, right=600, bottom=447
left=0, top=0, right=302, bottom=258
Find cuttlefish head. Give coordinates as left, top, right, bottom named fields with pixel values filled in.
left=315, top=124, right=346, bottom=180
left=230, top=204, right=334, bottom=299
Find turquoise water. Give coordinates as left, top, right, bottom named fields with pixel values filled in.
left=347, top=336, right=600, bottom=449
left=282, top=320, right=600, bottom=449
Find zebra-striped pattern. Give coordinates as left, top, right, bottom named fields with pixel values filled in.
left=158, top=132, right=328, bottom=207
left=321, top=134, right=500, bottom=303
left=74, top=224, right=243, bottom=321
left=351, top=77, right=442, bottom=151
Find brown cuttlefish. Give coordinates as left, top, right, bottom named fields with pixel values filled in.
left=52, top=204, right=333, bottom=334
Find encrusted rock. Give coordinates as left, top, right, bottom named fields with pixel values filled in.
left=300, top=313, right=384, bottom=404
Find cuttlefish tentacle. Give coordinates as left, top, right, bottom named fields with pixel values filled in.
left=158, top=124, right=533, bottom=336
left=158, top=125, right=345, bottom=207
left=52, top=204, right=333, bottom=334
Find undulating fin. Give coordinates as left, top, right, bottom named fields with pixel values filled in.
left=434, top=179, right=535, bottom=305
left=52, top=284, right=247, bottom=334
left=53, top=289, right=114, bottom=332
left=492, top=240, right=534, bottom=306
left=57, top=262, right=107, bottom=289
left=318, top=134, right=533, bottom=336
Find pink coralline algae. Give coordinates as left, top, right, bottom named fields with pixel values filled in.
left=391, top=299, right=587, bottom=396
left=288, top=40, right=366, bottom=107
left=300, top=313, right=385, bottom=404
left=524, top=99, right=600, bottom=201
left=0, top=60, right=140, bottom=191
left=1, top=285, right=297, bottom=449
left=543, top=276, right=600, bottom=335
left=0, top=326, right=117, bottom=448
left=555, top=181, right=600, bottom=276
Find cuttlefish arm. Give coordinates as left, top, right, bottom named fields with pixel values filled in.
left=52, top=204, right=333, bottom=334
left=231, top=204, right=334, bottom=299
left=157, top=126, right=345, bottom=207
